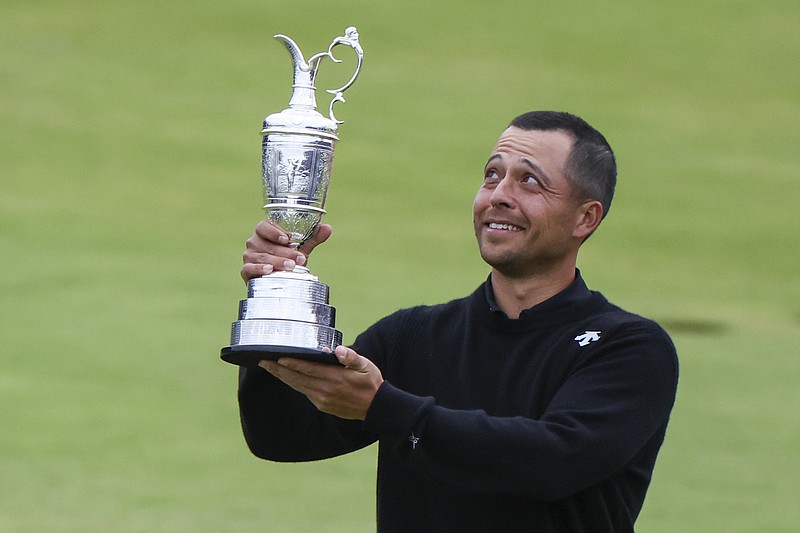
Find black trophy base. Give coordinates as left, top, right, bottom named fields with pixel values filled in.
left=220, top=345, right=341, bottom=367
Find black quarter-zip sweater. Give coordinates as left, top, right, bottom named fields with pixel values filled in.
left=238, top=272, right=679, bottom=532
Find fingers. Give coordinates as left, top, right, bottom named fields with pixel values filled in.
left=247, top=221, right=304, bottom=263
left=241, top=252, right=305, bottom=281
left=254, top=219, right=291, bottom=245
left=258, top=349, right=383, bottom=420
left=241, top=221, right=327, bottom=282
left=258, top=358, right=335, bottom=398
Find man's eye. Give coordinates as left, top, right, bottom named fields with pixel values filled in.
left=484, top=170, right=499, bottom=180
left=522, top=175, right=540, bottom=185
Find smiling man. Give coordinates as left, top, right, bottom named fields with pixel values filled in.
left=236, top=111, right=679, bottom=532
left=474, top=116, right=606, bottom=316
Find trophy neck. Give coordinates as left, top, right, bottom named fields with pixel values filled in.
left=287, top=69, right=319, bottom=111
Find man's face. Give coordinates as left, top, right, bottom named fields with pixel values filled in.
left=472, top=126, right=585, bottom=277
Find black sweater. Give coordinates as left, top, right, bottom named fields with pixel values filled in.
left=238, top=273, right=679, bottom=532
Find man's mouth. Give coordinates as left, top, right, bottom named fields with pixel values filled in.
left=487, top=222, right=523, bottom=232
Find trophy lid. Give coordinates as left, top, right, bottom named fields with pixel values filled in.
left=263, top=107, right=339, bottom=140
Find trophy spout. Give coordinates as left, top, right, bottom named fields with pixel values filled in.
left=274, top=34, right=319, bottom=111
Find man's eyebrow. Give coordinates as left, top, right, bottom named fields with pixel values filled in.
left=484, top=154, right=555, bottom=186
left=520, top=157, right=553, bottom=185
left=484, top=154, right=501, bottom=169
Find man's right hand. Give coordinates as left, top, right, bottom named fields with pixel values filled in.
left=240, top=221, right=333, bottom=282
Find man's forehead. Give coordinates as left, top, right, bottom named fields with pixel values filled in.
left=489, top=127, right=574, bottom=166
left=494, top=126, right=573, bottom=147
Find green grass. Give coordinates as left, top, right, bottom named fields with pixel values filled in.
left=2, top=0, right=799, bottom=531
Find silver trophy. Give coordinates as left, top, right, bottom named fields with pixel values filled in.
left=221, top=27, right=364, bottom=367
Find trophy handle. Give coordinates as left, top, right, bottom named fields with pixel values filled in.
left=322, top=27, right=364, bottom=124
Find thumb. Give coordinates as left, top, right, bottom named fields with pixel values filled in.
left=335, top=345, right=369, bottom=371
left=299, top=224, right=332, bottom=256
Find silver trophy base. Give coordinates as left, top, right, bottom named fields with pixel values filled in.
left=220, top=345, right=340, bottom=367
left=221, top=269, right=343, bottom=367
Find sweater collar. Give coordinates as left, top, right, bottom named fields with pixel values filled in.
left=480, top=269, right=602, bottom=330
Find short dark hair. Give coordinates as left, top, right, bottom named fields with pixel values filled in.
left=509, top=111, right=617, bottom=218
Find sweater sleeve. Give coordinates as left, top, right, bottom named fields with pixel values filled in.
left=361, top=322, right=678, bottom=501
left=237, top=365, right=377, bottom=461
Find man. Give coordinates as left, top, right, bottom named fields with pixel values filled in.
left=237, top=111, right=678, bottom=532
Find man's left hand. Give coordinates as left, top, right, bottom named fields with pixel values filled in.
left=259, top=346, right=384, bottom=420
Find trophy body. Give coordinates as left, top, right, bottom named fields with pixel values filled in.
left=221, top=27, right=363, bottom=367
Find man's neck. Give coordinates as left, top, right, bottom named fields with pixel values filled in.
left=490, top=264, right=577, bottom=319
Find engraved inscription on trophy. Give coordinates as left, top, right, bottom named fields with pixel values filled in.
left=221, top=27, right=363, bottom=367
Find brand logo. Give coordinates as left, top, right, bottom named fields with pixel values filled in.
left=574, top=331, right=601, bottom=347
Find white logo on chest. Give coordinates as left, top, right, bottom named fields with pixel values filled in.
left=574, top=331, right=601, bottom=347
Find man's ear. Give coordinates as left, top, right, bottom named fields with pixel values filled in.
left=573, top=200, right=604, bottom=240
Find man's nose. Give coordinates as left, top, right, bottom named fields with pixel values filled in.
left=490, top=178, right=515, bottom=208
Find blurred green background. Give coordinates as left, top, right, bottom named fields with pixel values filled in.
left=2, top=0, right=798, bottom=531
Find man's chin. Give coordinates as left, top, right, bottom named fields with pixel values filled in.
left=479, top=250, right=522, bottom=274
